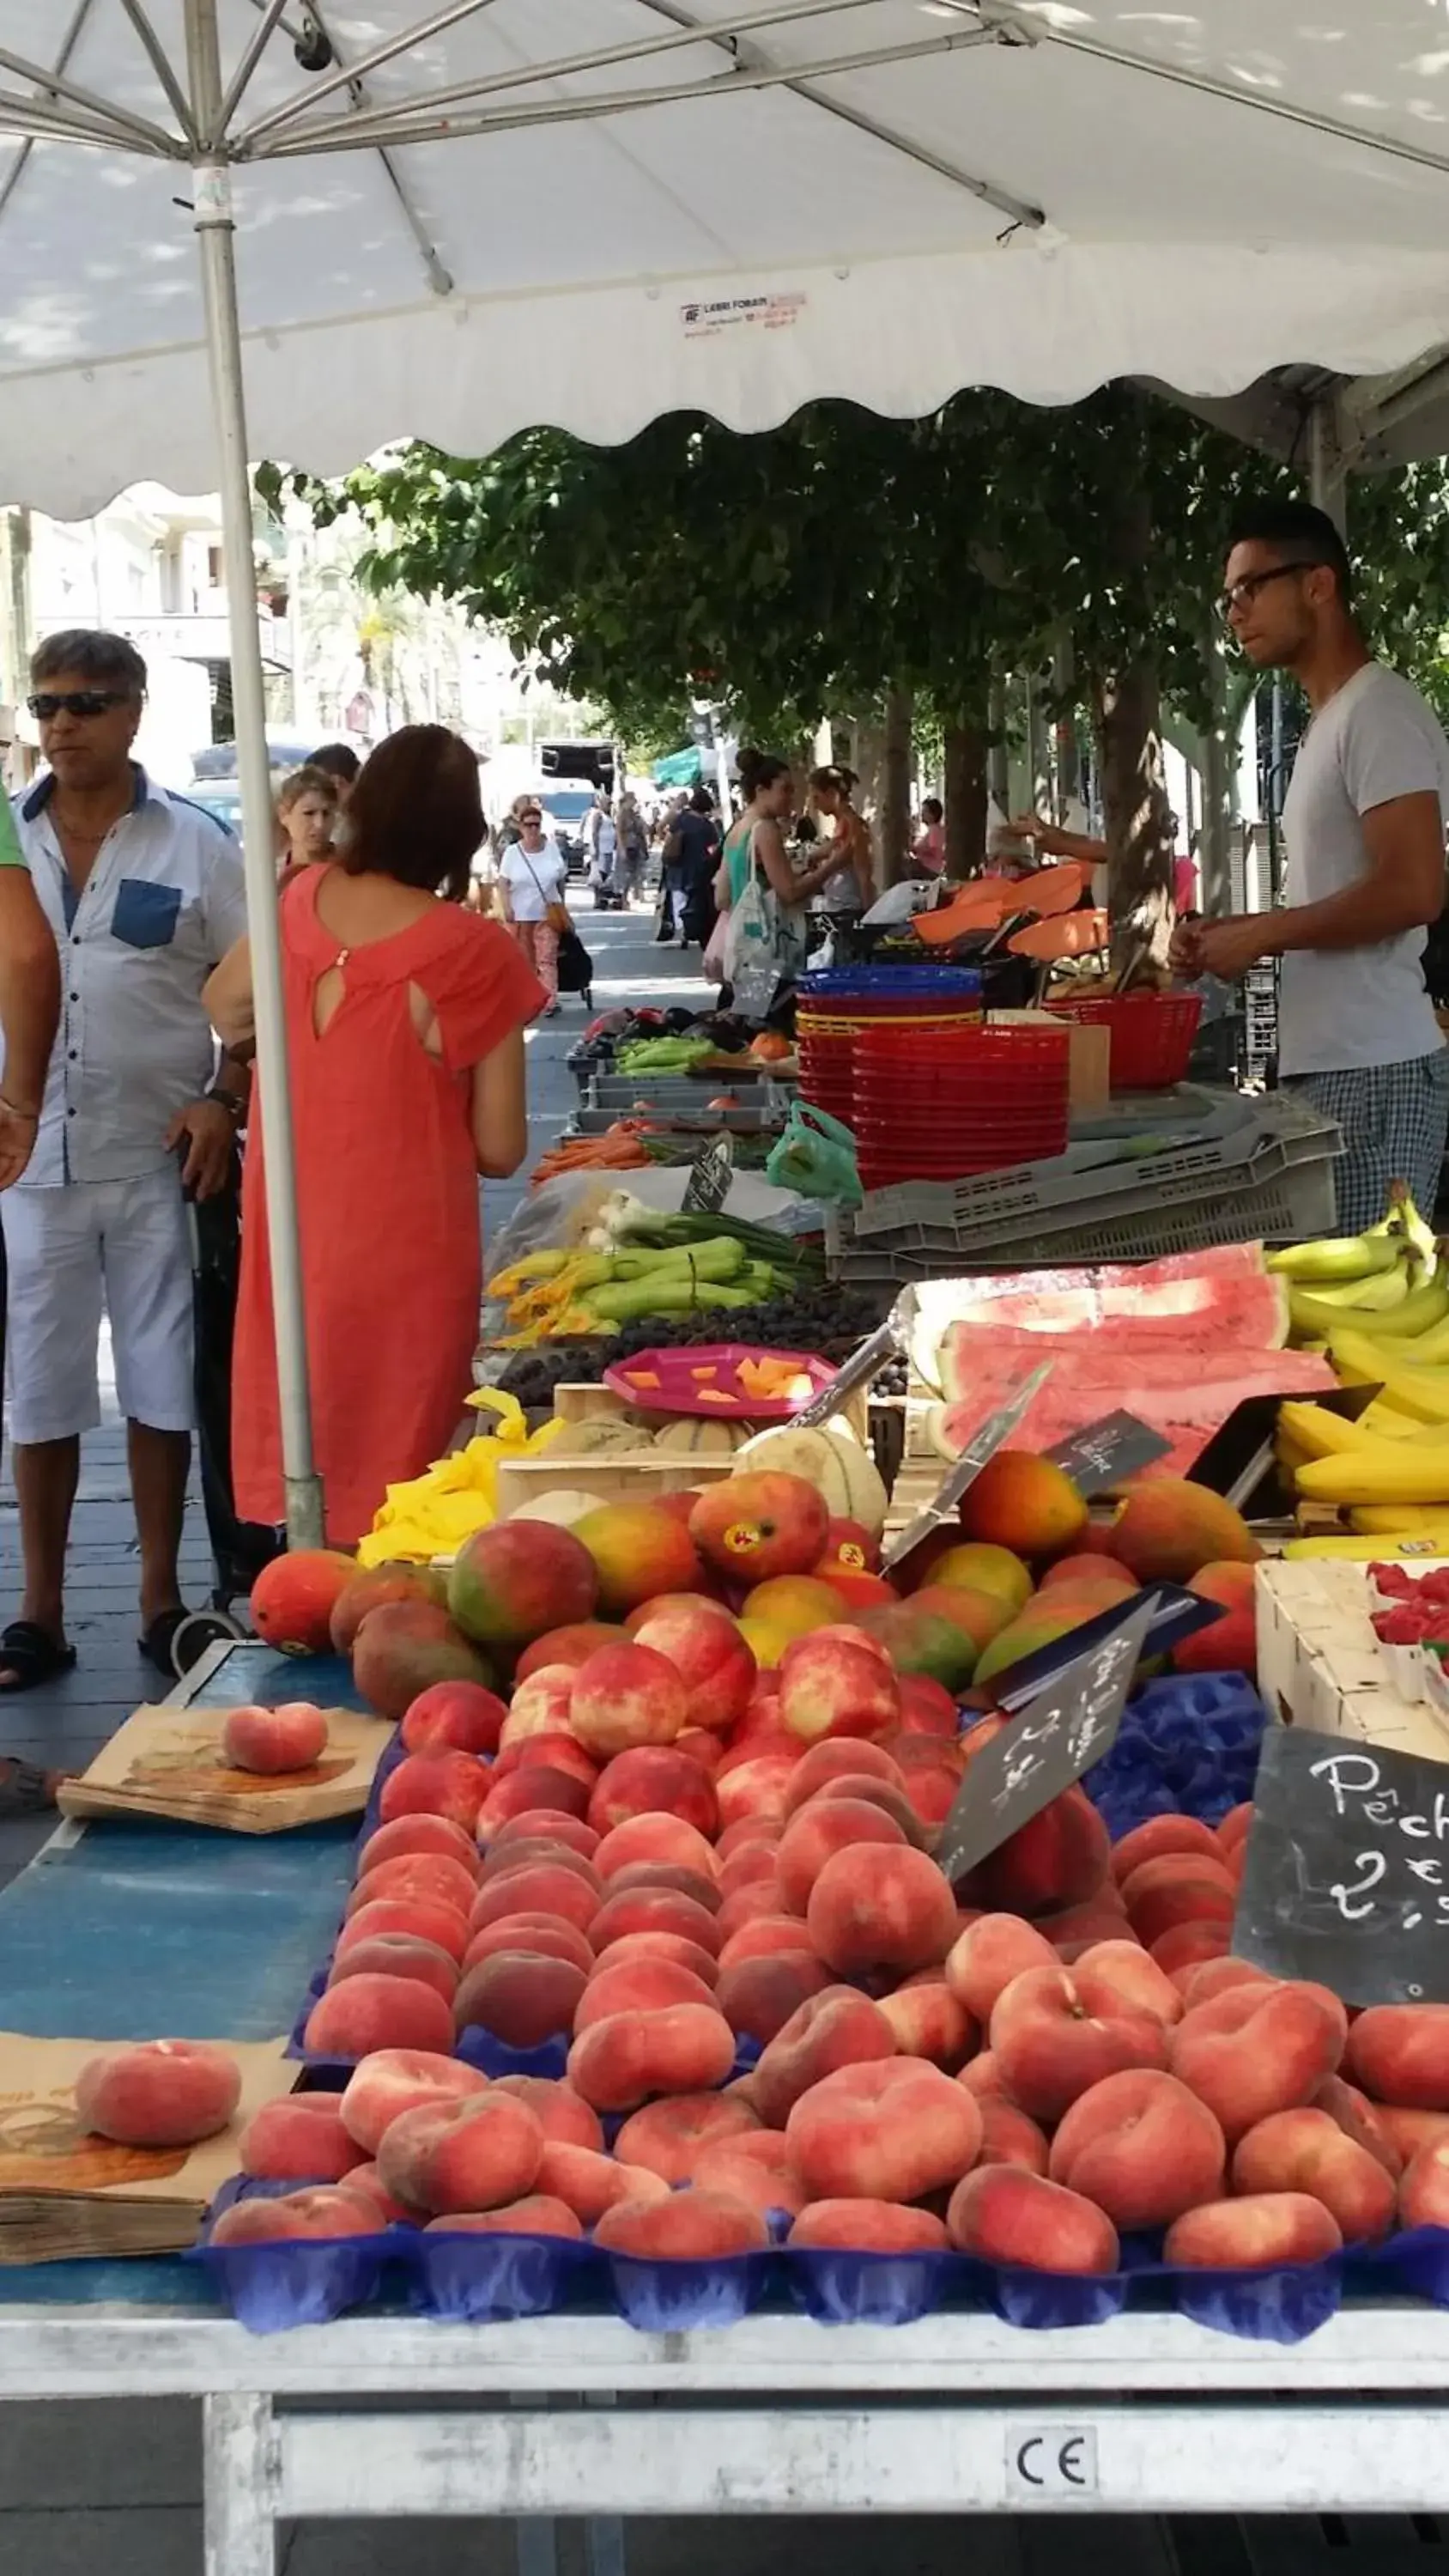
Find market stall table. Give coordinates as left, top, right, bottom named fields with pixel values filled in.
left=3, top=1637, right=1447, bottom=2570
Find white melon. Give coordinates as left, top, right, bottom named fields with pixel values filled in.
left=653, top=1418, right=743, bottom=1456
left=735, top=1419, right=888, bottom=1536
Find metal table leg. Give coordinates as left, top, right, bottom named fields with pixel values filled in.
left=203, top=2390, right=278, bottom=2576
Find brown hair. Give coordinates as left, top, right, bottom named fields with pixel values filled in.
left=337, top=725, right=482, bottom=905
left=276, top=762, right=339, bottom=818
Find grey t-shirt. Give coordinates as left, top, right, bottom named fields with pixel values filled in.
left=1278, top=662, right=1449, bottom=1077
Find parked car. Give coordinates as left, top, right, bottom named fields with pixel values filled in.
left=543, top=786, right=597, bottom=878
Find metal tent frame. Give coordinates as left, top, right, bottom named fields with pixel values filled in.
left=4, top=0, right=1449, bottom=1541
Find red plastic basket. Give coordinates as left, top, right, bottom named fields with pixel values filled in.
left=1045, top=991, right=1203, bottom=1090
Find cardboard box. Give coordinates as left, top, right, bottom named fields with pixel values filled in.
left=1255, top=1558, right=1449, bottom=1762
left=988, top=1009, right=1111, bottom=1115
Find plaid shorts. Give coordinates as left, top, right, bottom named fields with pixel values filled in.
left=1282, top=1051, right=1449, bottom=1233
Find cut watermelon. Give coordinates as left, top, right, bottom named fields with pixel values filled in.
left=919, top=1247, right=1326, bottom=1486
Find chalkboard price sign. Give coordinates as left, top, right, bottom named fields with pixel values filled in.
left=936, top=1593, right=1158, bottom=1888
left=1234, top=1725, right=1449, bottom=2007
left=682, top=1134, right=734, bottom=1214
left=1044, top=1411, right=1172, bottom=1497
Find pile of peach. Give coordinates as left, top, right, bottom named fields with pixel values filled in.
left=234, top=1747, right=1449, bottom=2287
left=234, top=1930, right=1449, bottom=2284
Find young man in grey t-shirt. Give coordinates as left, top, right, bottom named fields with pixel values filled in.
left=1173, top=499, right=1449, bottom=1230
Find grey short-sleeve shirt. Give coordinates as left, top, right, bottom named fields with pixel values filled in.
left=1278, top=662, right=1449, bottom=1077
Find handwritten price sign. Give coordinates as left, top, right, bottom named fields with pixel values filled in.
left=1234, top=1727, right=1449, bottom=2006
left=936, top=1594, right=1157, bottom=1888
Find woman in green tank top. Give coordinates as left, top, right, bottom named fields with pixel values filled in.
left=721, top=750, right=841, bottom=915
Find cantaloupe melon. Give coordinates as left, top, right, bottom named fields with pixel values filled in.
left=736, top=1421, right=888, bottom=1536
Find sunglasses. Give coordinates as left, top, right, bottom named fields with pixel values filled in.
left=27, top=690, right=131, bottom=720
left=519, top=811, right=543, bottom=825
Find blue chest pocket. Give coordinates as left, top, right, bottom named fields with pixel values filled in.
left=112, top=878, right=182, bottom=951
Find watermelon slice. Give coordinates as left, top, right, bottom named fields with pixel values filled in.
left=917, top=1247, right=1326, bottom=1485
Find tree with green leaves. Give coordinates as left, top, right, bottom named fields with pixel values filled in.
left=264, top=388, right=1449, bottom=953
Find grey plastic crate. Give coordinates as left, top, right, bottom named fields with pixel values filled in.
left=834, top=1147, right=1339, bottom=1280
left=850, top=1091, right=1339, bottom=1249
left=589, top=1073, right=794, bottom=1111
left=570, top=1102, right=781, bottom=1136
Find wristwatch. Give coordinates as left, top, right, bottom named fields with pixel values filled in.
left=206, top=1085, right=246, bottom=1121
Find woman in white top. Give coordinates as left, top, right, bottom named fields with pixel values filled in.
left=499, top=800, right=568, bottom=1015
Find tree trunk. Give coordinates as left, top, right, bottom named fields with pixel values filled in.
left=987, top=679, right=1009, bottom=815
left=1052, top=630, right=1081, bottom=817
left=880, top=685, right=912, bottom=887
left=852, top=713, right=887, bottom=841
left=1094, top=661, right=1175, bottom=977
left=943, top=721, right=987, bottom=878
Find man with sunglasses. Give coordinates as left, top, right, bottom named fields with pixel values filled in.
left=1172, top=498, right=1449, bottom=1230
left=0, top=630, right=249, bottom=1693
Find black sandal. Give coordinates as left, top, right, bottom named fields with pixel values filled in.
left=137, top=1607, right=191, bottom=1679
left=0, top=1759, right=59, bottom=1817
left=0, top=1621, right=76, bottom=1694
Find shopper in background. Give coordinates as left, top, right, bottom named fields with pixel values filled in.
left=499, top=800, right=568, bottom=1016
left=615, top=790, right=650, bottom=905
left=1172, top=496, right=1449, bottom=1229
left=1, top=629, right=249, bottom=1692
left=207, top=725, right=543, bottom=1547
left=662, top=787, right=722, bottom=946
left=717, top=752, right=846, bottom=991
left=810, top=765, right=876, bottom=916
left=276, top=764, right=340, bottom=876
left=913, top=796, right=946, bottom=874
left=307, top=743, right=361, bottom=805
left=588, top=794, right=619, bottom=902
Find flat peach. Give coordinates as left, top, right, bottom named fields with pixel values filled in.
left=1049, top=2069, right=1226, bottom=2229
left=947, top=2166, right=1119, bottom=2275
left=1163, top=2193, right=1343, bottom=2269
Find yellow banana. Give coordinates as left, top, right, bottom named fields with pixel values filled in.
left=1336, top=1269, right=1449, bottom=1340
left=1269, top=1232, right=1405, bottom=1284
left=1277, top=1401, right=1379, bottom=1459
left=1356, top=1400, right=1425, bottom=1440
left=1296, top=1449, right=1449, bottom=1505
left=1283, top=1534, right=1449, bottom=1560
left=1317, top=1277, right=1449, bottom=1348
left=1289, top=1265, right=1415, bottom=1316
left=1349, top=1506, right=1449, bottom=1534
left=1328, top=1331, right=1449, bottom=1419
left=1374, top=1182, right=1440, bottom=1268
left=1401, top=1315, right=1449, bottom=1365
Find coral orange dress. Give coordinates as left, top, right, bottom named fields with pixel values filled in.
left=233, top=867, right=544, bottom=1544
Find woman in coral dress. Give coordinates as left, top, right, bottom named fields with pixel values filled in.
left=206, top=727, right=544, bottom=1545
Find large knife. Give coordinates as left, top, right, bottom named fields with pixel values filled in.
left=790, top=1315, right=903, bottom=1431
left=882, top=1360, right=1054, bottom=1573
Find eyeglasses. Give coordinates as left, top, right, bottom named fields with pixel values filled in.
left=1216, top=564, right=1313, bottom=624
left=27, top=690, right=131, bottom=720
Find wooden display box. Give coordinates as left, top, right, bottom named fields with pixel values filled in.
left=1255, top=1558, right=1449, bottom=1764
left=494, top=1379, right=870, bottom=1517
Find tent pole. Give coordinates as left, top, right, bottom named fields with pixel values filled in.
left=1308, top=393, right=1349, bottom=540
left=183, top=0, right=326, bottom=1551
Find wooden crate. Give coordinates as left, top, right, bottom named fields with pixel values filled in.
left=494, top=1450, right=738, bottom=1516
left=1255, top=1558, right=1449, bottom=1764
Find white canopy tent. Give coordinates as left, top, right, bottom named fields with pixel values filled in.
left=5, top=0, right=1449, bottom=1541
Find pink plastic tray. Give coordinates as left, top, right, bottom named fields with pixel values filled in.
left=603, top=1343, right=835, bottom=1422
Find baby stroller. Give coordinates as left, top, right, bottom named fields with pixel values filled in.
left=166, top=1147, right=284, bottom=1678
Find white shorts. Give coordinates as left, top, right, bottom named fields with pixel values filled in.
left=1, top=1169, right=196, bottom=1446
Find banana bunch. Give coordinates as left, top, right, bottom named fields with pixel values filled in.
left=1271, top=1187, right=1446, bottom=1346
left=1266, top=1188, right=1449, bottom=1529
